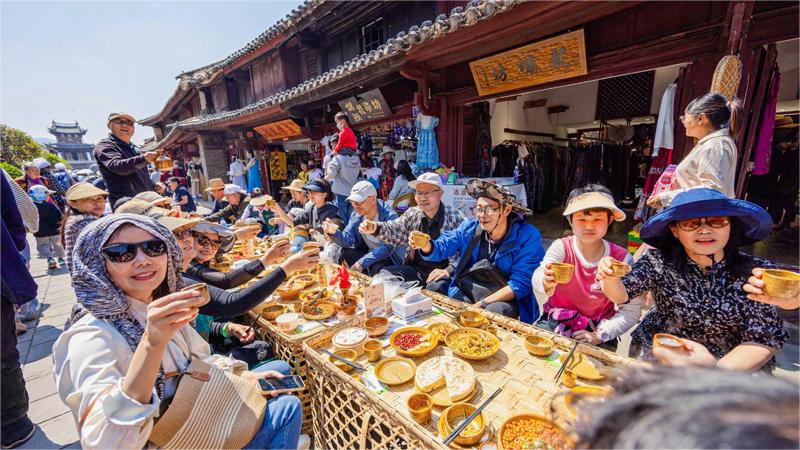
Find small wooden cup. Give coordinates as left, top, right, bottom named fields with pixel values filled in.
left=407, top=393, right=433, bottom=425
left=364, top=339, right=382, bottom=362
left=410, top=231, right=430, bottom=249
left=653, top=333, right=689, bottom=354
left=181, top=283, right=210, bottom=306
left=550, top=263, right=575, bottom=284
left=561, top=369, right=577, bottom=388
left=762, top=269, right=800, bottom=298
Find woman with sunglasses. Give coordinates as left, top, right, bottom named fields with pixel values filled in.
left=600, top=189, right=787, bottom=371
left=53, top=214, right=303, bottom=449
left=647, top=93, right=744, bottom=208
left=187, top=222, right=290, bottom=289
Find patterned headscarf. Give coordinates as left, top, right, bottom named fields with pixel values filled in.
left=70, top=213, right=185, bottom=399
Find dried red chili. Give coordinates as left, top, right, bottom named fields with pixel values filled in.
left=394, top=333, right=421, bottom=350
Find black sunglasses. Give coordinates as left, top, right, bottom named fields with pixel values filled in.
left=194, top=233, right=221, bottom=248
left=101, top=239, right=168, bottom=263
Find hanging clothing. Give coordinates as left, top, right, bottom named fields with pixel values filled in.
left=653, top=83, right=676, bottom=157
left=491, top=143, right=518, bottom=177
left=229, top=158, right=246, bottom=190
left=753, top=72, right=781, bottom=175
left=415, top=115, right=440, bottom=169
left=246, top=157, right=263, bottom=193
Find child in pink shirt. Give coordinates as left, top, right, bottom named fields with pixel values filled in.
left=532, top=185, right=642, bottom=349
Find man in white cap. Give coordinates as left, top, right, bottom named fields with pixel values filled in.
left=323, top=181, right=405, bottom=275
left=359, top=172, right=466, bottom=293
left=93, top=112, right=159, bottom=210
left=205, top=184, right=250, bottom=224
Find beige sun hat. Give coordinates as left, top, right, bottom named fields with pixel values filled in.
left=204, top=178, right=225, bottom=192
left=280, top=179, right=305, bottom=192
left=65, top=182, right=108, bottom=201
left=116, top=199, right=169, bottom=217
left=133, top=191, right=172, bottom=207
left=562, top=192, right=626, bottom=222
left=249, top=195, right=274, bottom=207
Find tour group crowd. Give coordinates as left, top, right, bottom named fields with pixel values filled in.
left=2, top=95, right=798, bottom=449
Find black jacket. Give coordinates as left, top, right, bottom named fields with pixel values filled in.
left=93, top=134, right=153, bottom=208
left=33, top=202, right=62, bottom=237
left=205, top=194, right=249, bottom=223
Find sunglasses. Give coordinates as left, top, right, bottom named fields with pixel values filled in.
left=676, top=216, right=730, bottom=232
left=101, top=239, right=168, bottom=263
left=111, top=119, right=135, bottom=126
left=194, top=233, right=221, bottom=248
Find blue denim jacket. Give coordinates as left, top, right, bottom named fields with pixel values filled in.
left=330, top=200, right=406, bottom=269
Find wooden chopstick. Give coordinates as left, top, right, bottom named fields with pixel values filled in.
left=320, top=349, right=366, bottom=371
left=443, top=387, right=503, bottom=446
left=554, top=341, right=579, bottom=381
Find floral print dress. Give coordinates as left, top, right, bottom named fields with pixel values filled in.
left=622, top=250, right=787, bottom=370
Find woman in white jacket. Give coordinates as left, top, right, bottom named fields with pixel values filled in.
left=53, top=214, right=302, bottom=449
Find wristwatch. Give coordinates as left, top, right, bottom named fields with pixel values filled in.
left=476, top=299, right=487, bottom=308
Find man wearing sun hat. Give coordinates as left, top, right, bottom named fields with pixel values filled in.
left=360, top=172, right=466, bottom=294
left=410, top=178, right=545, bottom=323
left=205, top=184, right=250, bottom=224
left=204, top=178, right=228, bottom=214
left=94, top=112, right=158, bottom=210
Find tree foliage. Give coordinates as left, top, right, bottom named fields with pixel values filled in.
left=0, top=162, right=22, bottom=178
left=0, top=123, right=71, bottom=171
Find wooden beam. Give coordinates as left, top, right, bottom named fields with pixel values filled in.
left=547, top=105, right=569, bottom=114
left=495, top=96, right=518, bottom=103
left=503, top=128, right=555, bottom=139
left=523, top=99, right=547, bottom=109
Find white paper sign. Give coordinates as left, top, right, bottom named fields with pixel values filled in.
left=364, top=283, right=385, bottom=318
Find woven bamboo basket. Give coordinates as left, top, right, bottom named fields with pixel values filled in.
left=710, top=54, right=742, bottom=101
left=304, top=291, right=643, bottom=449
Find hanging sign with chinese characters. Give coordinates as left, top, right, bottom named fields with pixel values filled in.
left=253, top=119, right=302, bottom=141
left=337, top=89, right=392, bottom=124
left=469, top=29, right=588, bottom=97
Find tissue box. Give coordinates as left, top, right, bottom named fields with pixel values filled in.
left=391, top=292, right=432, bottom=320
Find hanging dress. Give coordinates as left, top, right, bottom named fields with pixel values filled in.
left=415, top=114, right=440, bottom=170
left=246, top=157, right=262, bottom=192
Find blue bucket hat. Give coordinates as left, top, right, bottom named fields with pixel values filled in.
left=640, top=188, right=772, bottom=248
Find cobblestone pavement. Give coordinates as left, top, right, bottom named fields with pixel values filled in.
left=14, top=233, right=798, bottom=448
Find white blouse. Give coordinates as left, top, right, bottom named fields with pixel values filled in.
left=658, top=128, right=737, bottom=207
left=53, top=297, right=214, bottom=449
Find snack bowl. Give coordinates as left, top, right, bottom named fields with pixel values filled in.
left=262, top=304, right=287, bottom=321
left=498, top=414, right=572, bottom=450
left=525, top=335, right=554, bottom=357
left=459, top=310, right=486, bottom=328
left=276, top=283, right=305, bottom=300
left=364, top=316, right=389, bottom=337
left=275, top=312, right=299, bottom=332
left=289, top=273, right=318, bottom=288
left=328, top=349, right=358, bottom=373
left=389, top=327, right=438, bottom=357
left=445, top=327, right=500, bottom=361
left=302, top=301, right=336, bottom=321
left=299, top=288, right=333, bottom=303
left=441, top=403, right=486, bottom=446
left=762, top=269, right=800, bottom=298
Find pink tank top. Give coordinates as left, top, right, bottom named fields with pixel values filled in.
left=545, top=236, right=630, bottom=323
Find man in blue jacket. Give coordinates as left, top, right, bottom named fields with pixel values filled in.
left=324, top=181, right=405, bottom=276
left=411, top=179, right=545, bottom=323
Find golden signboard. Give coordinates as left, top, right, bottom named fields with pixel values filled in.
left=254, top=119, right=302, bottom=141
left=469, top=29, right=588, bottom=97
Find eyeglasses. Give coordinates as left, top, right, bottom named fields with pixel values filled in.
left=415, top=189, right=441, bottom=198
left=473, top=206, right=500, bottom=216
left=101, top=239, right=167, bottom=263
left=194, top=234, right=221, bottom=248
left=676, top=216, right=730, bottom=231
left=111, top=119, right=135, bottom=127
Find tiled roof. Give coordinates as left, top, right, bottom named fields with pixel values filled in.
left=48, top=120, right=87, bottom=135
left=165, top=0, right=519, bottom=134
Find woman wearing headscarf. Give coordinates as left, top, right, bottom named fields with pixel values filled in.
left=600, top=189, right=787, bottom=371
left=60, top=182, right=108, bottom=276
left=52, top=214, right=302, bottom=449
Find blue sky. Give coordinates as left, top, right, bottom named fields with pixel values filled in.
left=1, top=1, right=302, bottom=144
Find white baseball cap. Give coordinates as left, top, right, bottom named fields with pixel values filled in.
left=346, top=180, right=377, bottom=203
left=408, top=172, right=443, bottom=191
left=223, top=184, right=247, bottom=195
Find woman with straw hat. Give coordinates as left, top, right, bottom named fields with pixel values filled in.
left=60, top=182, right=109, bottom=275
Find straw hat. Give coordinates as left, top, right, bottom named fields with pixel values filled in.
left=280, top=179, right=305, bottom=192
left=205, top=178, right=225, bottom=192
left=133, top=191, right=172, bottom=207
left=249, top=195, right=274, bottom=207
left=66, top=182, right=108, bottom=201
left=563, top=192, right=626, bottom=222
left=774, top=115, right=799, bottom=129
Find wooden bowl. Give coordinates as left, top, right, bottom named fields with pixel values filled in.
left=364, top=316, right=389, bottom=337
left=445, top=327, right=500, bottom=361
left=213, top=261, right=231, bottom=273
left=498, top=414, right=572, bottom=450
left=328, top=349, right=357, bottom=373
left=262, top=304, right=287, bottom=321
left=459, top=310, right=486, bottom=328
left=299, top=288, right=333, bottom=303
left=390, top=327, right=438, bottom=357
left=762, top=269, right=800, bottom=298
left=289, top=273, right=318, bottom=288
left=427, top=322, right=460, bottom=341
left=276, top=282, right=305, bottom=300
left=275, top=312, right=299, bottom=332
left=441, top=403, right=485, bottom=446
left=564, top=386, right=613, bottom=416
left=525, top=335, right=554, bottom=357
left=303, top=301, right=337, bottom=321
left=374, top=357, right=416, bottom=385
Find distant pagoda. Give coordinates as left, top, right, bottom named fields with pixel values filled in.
left=46, top=120, right=94, bottom=170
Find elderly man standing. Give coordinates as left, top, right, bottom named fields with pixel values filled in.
left=93, top=112, right=157, bottom=210
left=324, top=181, right=405, bottom=276
left=359, top=172, right=465, bottom=294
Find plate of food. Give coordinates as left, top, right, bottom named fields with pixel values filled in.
left=498, top=414, right=573, bottom=450
left=558, top=353, right=604, bottom=381
left=415, top=356, right=477, bottom=407
left=445, top=328, right=500, bottom=361
left=289, top=273, right=318, bottom=288
left=302, top=301, right=336, bottom=321
left=276, top=281, right=305, bottom=300
left=390, top=327, right=438, bottom=357
left=427, top=322, right=460, bottom=341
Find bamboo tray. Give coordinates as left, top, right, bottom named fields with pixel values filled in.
left=304, top=295, right=643, bottom=449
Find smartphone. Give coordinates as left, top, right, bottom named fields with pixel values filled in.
left=257, top=375, right=305, bottom=395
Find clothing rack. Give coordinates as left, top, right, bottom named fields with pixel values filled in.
left=503, top=128, right=570, bottom=143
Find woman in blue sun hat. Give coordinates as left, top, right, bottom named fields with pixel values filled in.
left=599, top=188, right=787, bottom=371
